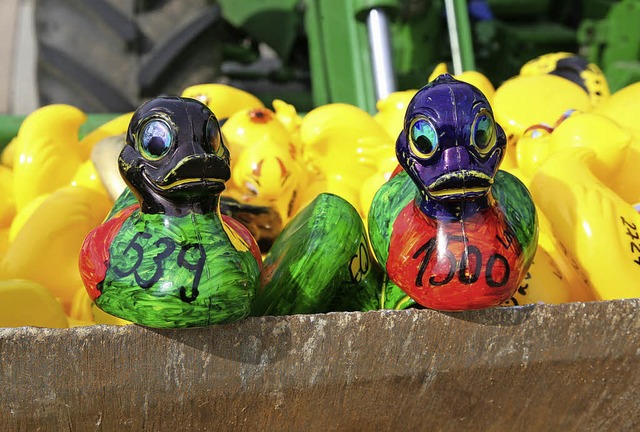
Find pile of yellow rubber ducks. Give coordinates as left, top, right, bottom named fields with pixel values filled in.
left=0, top=52, right=639, bottom=327
left=0, top=106, right=135, bottom=327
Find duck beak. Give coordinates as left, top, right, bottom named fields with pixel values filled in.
left=427, top=170, right=493, bottom=199
left=156, top=154, right=230, bottom=190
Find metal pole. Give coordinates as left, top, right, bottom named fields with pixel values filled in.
left=444, top=0, right=463, bottom=75
left=454, top=0, right=476, bottom=71
left=445, top=0, right=476, bottom=74
left=366, top=8, right=396, bottom=101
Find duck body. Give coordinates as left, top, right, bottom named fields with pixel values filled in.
left=79, top=97, right=261, bottom=328
left=81, top=196, right=261, bottom=327
left=252, top=192, right=383, bottom=316
left=371, top=169, right=536, bottom=310
left=369, top=75, right=538, bottom=311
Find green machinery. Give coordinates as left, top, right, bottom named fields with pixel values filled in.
left=2, top=0, right=638, bottom=148
left=217, top=0, right=634, bottom=113
left=219, top=0, right=457, bottom=113
left=579, top=0, right=640, bottom=92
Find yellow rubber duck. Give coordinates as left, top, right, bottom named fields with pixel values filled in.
left=9, top=193, right=50, bottom=242
left=69, top=286, right=131, bottom=326
left=0, top=229, right=9, bottom=263
left=1, top=138, right=16, bottom=168
left=78, top=112, right=132, bottom=160
left=12, top=104, right=87, bottom=211
left=0, top=185, right=112, bottom=311
left=530, top=110, right=640, bottom=301
left=222, top=106, right=299, bottom=202
left=301, top=169, right=371, bottom=217
left=591, top=81, right=640, bottom=136
left=498, top=195, right=597, bottom=306
left=500, top=248, right=568, bottom=307
left=374, top=89, right=417, bottom=140
left=229, top=140, right=305, bottom=223
left=71, top=159, right=112, bottom=199
left=0, top=165, right=16, bottom=228
left=181, top=83, right=264, bottom=119
left=516, top=111, right=636, bottom=200
left=519, top=52, right=610, bottom=106
left=492, top=74, right=592, bottom=169
left=272, top=99, right=302, bottom=137
left=222, top=107, right=295, bottom=161
left=502, top=243, right=596, bottom=307
left=0, top=279, right=68, bottom=328
left=427, top=62, right=496, bottom=101
left=299, top=103, right=392, bottom=161
left=530, top=147, right=640, bottom=300
left=272, top=98, right=304, bottom=158
left=68, top=286, right=95, bottom=325
left=503, top=112, right=630, bottom=304
left=298, top=103, right=395, bottom=215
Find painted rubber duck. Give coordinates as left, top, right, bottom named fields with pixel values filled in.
left=79, top=97, right=262, bottom=328
left=252, top=193, right=384, bottom=316
left=369, top=74, right=538, bottom=311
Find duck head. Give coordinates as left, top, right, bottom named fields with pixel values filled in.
left=119, top=96, right=231, bottom=216
left=397, top=74, right=506, bottom=218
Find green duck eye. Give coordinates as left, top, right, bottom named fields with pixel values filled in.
left=410, top=118, right=438, bottom=158
left=139, top=118, right=173, bottom=160
left=472, top=109, right=496, bottom=154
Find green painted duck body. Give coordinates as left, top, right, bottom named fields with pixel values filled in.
left=252, top=193, right=386, bottom=316
left=94, top=197, right=260, bottom=327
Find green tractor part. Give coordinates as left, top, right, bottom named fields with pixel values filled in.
left=218, top=0, right=611, bottom=112
left=3, top=0, right=636, bottom=120
left=579, top=0, right=640, bottom=92
left=219, top=0, right=451, bottom=113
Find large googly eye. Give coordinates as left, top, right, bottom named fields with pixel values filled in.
left=138, top=118, right=173, bottom=160
left=472, top=109, right=496, bottom=154
left=409, top=117, right=439, bottom=158
left=206, top=117, right=223, bottom=155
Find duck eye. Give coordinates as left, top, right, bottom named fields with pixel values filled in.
left=206, top=117, right=223, bottom=155
left=410, top=118, right=438, bottom=158
left=139, top=119, right=172, bottom=159
left=472, top=110, right=496, bottom=153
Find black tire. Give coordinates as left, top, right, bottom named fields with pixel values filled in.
left=35, top=0, right=222, bottom=112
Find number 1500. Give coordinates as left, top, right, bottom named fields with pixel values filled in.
left=412, top=237, right=510, bottom=288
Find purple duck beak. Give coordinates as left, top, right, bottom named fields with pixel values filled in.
left=425, top=146, right=494, bottom=199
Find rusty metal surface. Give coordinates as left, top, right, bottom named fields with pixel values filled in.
left=1, top=300, right=639, bottom=431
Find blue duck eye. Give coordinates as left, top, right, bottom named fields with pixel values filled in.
left=472, top=109, right=496, bottom=153
left=139, top=119, right=173, bottom=159
left=410, top=118, right=438, bottom=158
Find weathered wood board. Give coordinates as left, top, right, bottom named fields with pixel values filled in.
left=0, top=300, right=639, bottom=431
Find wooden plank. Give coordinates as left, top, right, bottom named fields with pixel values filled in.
left=0, top=300, right=639, bottom=431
